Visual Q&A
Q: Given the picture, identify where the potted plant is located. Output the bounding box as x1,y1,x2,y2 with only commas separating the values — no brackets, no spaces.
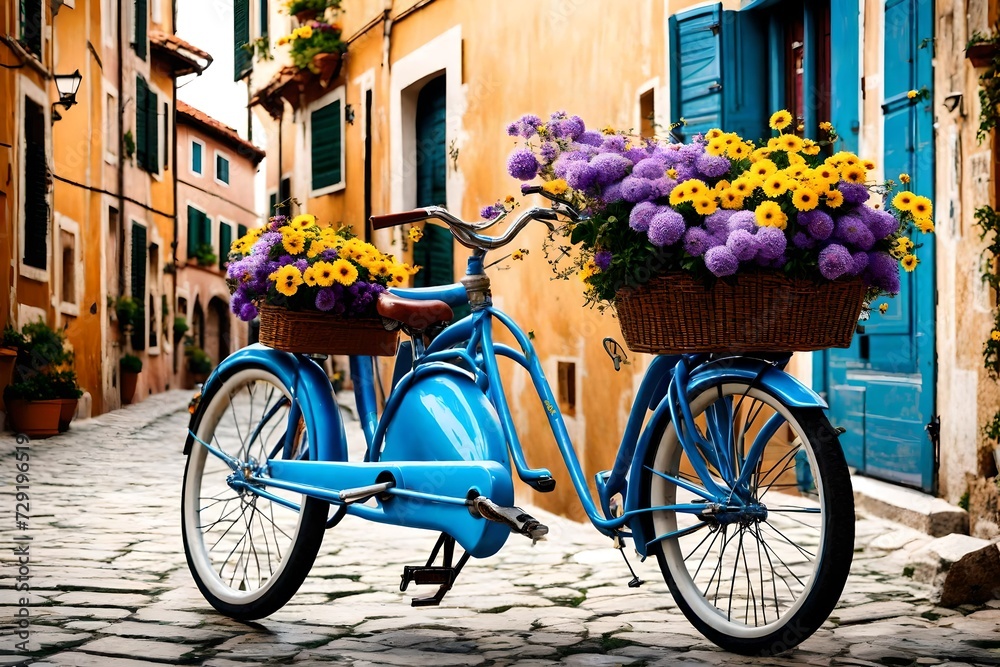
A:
4,373,62,437
113,295,139,335
496,110,933,353
186,346,213,386
193,242,218,268
286,0,341,24
967,30,999,68
120,354,142,404
0,326,25,406
276,19,346,85
225,213,415,356
173,316,189,345
50,369,83,432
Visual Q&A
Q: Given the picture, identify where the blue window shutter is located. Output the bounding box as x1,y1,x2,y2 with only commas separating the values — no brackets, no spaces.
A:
311,100,342,190
259,0,268,40
130,223,147,351
268,192,277,216
720,10,768,141
829,0,860,152
234,0,251,80
192,142,202,174
669,4,723,141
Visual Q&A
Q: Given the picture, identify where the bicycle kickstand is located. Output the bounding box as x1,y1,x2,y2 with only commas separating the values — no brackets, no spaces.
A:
399,532,471,607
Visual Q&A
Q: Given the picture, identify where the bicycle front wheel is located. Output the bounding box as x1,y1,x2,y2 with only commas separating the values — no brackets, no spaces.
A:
640,381,854,656
181,364,331,620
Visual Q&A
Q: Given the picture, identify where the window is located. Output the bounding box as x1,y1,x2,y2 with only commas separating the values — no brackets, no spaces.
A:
269,176,290,215
102,0,118,45
134,0,148,59
161,101,169,171
238,224,248,239
639,89,656,137
412,76,451,290
234,0,252,80
135,76,159,174
310,90,344,194
58,218,80,316
191,139,204,175
20,0,42,56
148,243,159,350
557,362,577,417
218,220,233,270
131,222,148,350
187,206,211,259
215,153,230,185
105,91,119,163
259,0,269,43
22,96,48,272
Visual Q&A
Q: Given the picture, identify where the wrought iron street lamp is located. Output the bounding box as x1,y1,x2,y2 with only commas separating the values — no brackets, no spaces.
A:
51,69,82,121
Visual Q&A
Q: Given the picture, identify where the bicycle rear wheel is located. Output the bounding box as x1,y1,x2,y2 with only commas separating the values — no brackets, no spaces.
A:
181,364,331,620
640,381,854,656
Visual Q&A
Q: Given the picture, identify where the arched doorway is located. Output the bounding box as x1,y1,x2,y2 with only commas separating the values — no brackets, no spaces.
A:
206,296,231,364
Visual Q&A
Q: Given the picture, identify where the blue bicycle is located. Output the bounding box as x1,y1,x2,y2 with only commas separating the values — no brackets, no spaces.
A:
181,190,855,656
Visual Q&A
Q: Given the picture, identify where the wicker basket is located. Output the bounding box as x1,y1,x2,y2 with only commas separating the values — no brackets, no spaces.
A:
615,272,866,354
258,306,399,356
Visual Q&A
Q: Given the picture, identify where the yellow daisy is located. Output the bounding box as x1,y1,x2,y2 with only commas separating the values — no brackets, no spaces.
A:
706,139,727,157
330,259,359,286
863,160,877,171
666,168,678,179
840,165,867,184
792,188,820,211
542,179,569,195
901,254,919,272
706,128,724,140
899,173,911,184
309,260,335,287
778,134,804,153
693,197,718,216
408,227,423,242
802,139,821,156
291,213,316,229
755,201,788,229
915,218,935,233
669,184,690,206
879,303,889,314
814,165,839,184
749,159,778,180
824,189,845,208
720,189,745,210
992,330,1000,342
892,192,915,211
819,121,834,132
762,174,790,198
911,196,932,219
270,265,303,297
730,176,757,197
281,230,306,255
769,109,793,131
727,142,750,159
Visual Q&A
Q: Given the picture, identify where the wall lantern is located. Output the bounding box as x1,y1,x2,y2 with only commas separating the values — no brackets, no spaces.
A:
51,69,82,121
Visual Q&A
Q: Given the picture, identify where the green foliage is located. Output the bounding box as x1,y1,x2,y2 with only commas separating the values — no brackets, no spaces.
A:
970,28,1000,142
2,325,25,349
114,295,140,330
5,321,81,401
123,129,136,159
49,370,83,399
288,22,346,73
984,410,1000,448
958,490,970,511
193,243,218,268
173,316,189,336
120,353,143,374
4,372,60,401
288,0,341,15
185,346,213,374
18,321,71,370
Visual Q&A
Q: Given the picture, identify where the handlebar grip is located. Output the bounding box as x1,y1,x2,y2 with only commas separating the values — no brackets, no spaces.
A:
520,185,543,195
369,209,431,230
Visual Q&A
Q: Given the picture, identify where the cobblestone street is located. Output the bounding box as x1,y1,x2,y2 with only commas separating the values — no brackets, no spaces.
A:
2,391,999,667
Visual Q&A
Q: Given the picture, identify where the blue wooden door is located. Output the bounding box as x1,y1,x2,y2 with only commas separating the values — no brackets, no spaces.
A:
822,0,935,491
412,75,453,289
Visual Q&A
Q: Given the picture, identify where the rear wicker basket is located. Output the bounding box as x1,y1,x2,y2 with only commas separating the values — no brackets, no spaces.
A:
259,306,399,356
615,272,866,354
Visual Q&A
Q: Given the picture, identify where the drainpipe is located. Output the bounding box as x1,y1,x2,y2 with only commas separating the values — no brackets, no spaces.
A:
170,75,179,374
116,0,125,297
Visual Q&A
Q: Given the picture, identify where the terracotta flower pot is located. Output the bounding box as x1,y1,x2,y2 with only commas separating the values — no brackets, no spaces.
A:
294,8,318,23
121,370,139,405
313,51,343,87
57,397,79,432
0,347,17,411
967,42,998,68
7,399,61,438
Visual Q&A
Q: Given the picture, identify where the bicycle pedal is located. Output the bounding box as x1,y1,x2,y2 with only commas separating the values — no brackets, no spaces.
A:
526,476,556,493
471,496,549,542
400,566,457,590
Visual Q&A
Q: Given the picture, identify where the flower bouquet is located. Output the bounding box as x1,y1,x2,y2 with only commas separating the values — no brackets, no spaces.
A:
277,20,346,78
498,110,933,353
226,214,416,356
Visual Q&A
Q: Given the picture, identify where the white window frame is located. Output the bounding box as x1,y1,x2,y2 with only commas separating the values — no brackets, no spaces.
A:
305,84,347,198
185,200,211,263
151,0,161,27
18,76,51,283
102,0,118,46
190,138,206,177
635,77,662,138
55,214,82,317
104,82,119,165
214,149,232,187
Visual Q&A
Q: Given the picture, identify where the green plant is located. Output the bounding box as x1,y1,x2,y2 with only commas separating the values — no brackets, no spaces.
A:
120,353,143,374
959,490,971,511
2,325,25,349
18,321,71,374
286,0,341,16
123,129,136,159
49,370,83,399
193,243,218,268
173,316,189,337
4,373,60,401
185,346,213,374
970,28,1000,141
113,295,140,331
280,20,346,72
243,35,274,61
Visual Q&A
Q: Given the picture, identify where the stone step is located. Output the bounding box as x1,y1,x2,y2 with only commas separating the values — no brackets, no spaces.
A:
852,474,968,537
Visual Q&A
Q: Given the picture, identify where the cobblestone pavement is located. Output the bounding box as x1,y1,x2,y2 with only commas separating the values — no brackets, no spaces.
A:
2,391,1000,667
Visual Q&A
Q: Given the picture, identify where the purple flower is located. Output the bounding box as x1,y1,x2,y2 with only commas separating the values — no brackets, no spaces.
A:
591,153,632,185
624,147,651,163
594,250,613,271
684,227,713,257
649,177,678,199
661,147,683,167
755,227,787,260
600,182,623,204
565,162,598,190
678,143,703,163
601,135,628,152
726,229,758,261
835,214,875,250
865,251,901,293
552,151,589,178
818,244,854,280
539,142,559,165
254,231,283,256
695,153,731,178
294,259,308,272
851,251,869,275
558,115,586,140
238,301,258,321
864,207,899,239
648,209,686,247
838,181,870,205
704,210,734,235
673,164,697,182
230,289,247,312
792,232,816,249
632,158,667,180
629,201,659,232
620,176,653,203
481,204,504,220
704,246,739,277
800,210,835,240
268,215,287,231
319,249,339,261
506,121,519,136
577,131,604,147
507,148,539,180
727,211,757,233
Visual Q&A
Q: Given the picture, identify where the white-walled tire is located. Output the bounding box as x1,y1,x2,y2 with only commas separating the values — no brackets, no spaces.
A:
640,382,854,656
181,365,329,620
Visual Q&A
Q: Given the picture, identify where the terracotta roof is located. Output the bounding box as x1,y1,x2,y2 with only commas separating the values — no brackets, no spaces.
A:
150,30,213,76
176,101,266,165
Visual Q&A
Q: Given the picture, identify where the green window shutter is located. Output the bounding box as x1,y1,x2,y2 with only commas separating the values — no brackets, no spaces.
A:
234,0,251,80
23,97,48,270
187,206,200,256
238,224,248,239
413,77,451,289
219,222,232,269
216,155,229,184
130,223,147,351
146,89,159,174
259,0,268,40
21,0,42,55
268,192,277,216
136,76,148,170
201,214,212,250
191,142,202,174
134,0,147,60
311,99,342,191
279,177,290,211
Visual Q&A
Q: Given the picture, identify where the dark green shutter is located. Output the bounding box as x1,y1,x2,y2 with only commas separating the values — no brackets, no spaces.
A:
131,223,147,350
234,0,251,80
413,77,452,290
187,206,199,256
219,222,232,269
216,155,229,183
136,76,148,169
268,192,277,216
259,0,268,41
192,142,202,173
23,97,47,270
311,100,342,190
238,224,248,239
21,0,42,55
134,0,147,59
146,89,159,174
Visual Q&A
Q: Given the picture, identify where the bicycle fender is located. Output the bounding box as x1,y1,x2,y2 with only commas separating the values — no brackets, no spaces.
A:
624,358,826,556
183,344,347,463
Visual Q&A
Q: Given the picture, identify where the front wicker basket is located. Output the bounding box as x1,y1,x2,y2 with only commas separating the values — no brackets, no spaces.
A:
615,272,866,354
259,306,399,356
